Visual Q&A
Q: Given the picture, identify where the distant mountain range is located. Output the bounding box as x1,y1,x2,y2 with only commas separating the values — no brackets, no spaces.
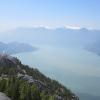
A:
0,27,100,55
0,42,36,54
0,27,100,46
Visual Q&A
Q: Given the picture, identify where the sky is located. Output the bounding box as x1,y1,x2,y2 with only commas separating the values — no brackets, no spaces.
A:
0,0,100,31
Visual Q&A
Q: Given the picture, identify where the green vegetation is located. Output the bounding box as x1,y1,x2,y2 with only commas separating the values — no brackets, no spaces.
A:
0,77,66,100
0,78,43,100
0,55,79,100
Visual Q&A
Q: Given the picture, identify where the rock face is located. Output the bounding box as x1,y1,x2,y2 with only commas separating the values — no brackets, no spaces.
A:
0,92,11,100
0,54,17,67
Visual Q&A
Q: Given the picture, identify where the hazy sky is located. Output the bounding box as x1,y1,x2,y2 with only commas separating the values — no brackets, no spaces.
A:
0,0,100,31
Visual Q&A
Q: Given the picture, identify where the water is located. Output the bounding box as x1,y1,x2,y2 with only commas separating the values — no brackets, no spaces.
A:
13,45,100,100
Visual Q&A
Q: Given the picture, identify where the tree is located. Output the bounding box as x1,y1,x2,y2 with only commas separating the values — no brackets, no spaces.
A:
0,79,7,92
30,84,41,100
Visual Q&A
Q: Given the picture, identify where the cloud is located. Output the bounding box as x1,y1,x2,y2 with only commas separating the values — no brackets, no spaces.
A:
65,25,81,30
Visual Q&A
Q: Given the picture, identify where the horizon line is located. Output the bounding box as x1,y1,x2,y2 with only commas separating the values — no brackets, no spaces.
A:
0,25,100,32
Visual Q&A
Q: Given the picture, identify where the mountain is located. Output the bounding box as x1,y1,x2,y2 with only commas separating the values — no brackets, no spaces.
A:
1,27,99,55
0,27,100,47
85,41,100,55
0,42,36,54
0,54,79,100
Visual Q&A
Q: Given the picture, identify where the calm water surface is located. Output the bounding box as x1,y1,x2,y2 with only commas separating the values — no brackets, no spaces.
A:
13,45,100,100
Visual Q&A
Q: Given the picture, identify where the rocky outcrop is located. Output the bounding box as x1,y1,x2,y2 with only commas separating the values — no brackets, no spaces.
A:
0,92,11,100
0,54,17,67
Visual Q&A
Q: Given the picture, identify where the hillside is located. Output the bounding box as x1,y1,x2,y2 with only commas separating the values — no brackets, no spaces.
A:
0,54,79,100
0,42,36,54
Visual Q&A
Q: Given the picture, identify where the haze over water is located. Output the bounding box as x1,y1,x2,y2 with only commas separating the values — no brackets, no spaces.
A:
0,0,100,100
13,44,100,100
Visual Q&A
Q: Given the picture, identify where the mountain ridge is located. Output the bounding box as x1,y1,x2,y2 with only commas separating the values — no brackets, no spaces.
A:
0,42,36,55
0,27,99,47
0,54,79,100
